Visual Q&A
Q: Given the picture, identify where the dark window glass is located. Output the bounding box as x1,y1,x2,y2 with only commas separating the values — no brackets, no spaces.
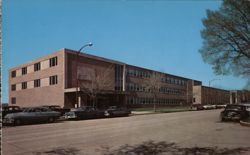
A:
34,79,41,87
50,75,58,85
11,97,16,104
22,67,27,75
11,84,16,91
49,57,58,67
22,82,27,89
34,63,41,71
11,71,16,78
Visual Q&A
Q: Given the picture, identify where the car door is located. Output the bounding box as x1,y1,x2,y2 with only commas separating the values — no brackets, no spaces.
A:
32,108,45,123
85,108,94,118
22,108,40,123
39,108,51,122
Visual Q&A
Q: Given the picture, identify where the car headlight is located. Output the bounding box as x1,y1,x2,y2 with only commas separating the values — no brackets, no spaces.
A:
64,112,76,118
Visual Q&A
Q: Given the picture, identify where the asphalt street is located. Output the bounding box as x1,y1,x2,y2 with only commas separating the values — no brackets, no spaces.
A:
3,109,250,155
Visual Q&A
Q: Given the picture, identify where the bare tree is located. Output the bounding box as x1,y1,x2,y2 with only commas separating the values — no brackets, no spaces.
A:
78,65,114,107
145,72,163,112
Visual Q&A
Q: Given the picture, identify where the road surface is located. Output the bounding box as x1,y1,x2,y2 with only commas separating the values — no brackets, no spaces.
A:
3,110,250,155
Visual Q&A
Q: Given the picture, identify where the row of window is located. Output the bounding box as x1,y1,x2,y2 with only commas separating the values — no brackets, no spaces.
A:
126,83,147,92
159,87,185,95
127,97,184,105
11,75,58,91
126,82,184,96
126,69,186,86
11,57,58,78
160,77,186,86
126,69,151,78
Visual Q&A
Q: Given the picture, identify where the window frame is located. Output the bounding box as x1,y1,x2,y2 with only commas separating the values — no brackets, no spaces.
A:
11,70,16,78
34,62,41,72
34,79,41,87
49,75,58,85
21,82,27,89
11,97,16,104
11,84,16,91
22,67,27,75
49,57,58,67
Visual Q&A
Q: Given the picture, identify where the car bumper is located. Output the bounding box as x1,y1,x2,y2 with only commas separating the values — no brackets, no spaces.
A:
3,118,14,124
221,116,241,121
64,115,77,119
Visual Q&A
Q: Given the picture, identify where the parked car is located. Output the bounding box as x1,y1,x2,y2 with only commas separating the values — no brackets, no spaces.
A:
104,106,131,117
220,104,249,121
203,104,216,110
42,105,70,116
2,105,22,118
190,104,204,110
242,103,250,115
215,105,227,109
64,106,105,120
3,107,61,126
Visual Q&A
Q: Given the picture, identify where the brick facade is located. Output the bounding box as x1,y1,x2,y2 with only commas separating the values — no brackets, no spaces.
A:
193,85,230,105
9,48,246,108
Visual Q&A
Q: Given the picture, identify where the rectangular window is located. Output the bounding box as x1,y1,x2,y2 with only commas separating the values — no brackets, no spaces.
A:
50,75,58,85
34,79,41,87
11,71,16,78
49,57,58,67
34,62,41,71
22,82,27,89
11,84,16,91
22,67,27,75
11,97,16,104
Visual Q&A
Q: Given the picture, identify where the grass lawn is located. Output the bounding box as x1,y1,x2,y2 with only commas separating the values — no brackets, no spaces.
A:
131,106,191,113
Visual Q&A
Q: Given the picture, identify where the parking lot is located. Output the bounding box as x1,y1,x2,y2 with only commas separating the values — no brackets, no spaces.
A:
3,109,250,155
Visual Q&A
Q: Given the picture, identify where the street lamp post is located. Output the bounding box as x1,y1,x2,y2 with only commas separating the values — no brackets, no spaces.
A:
209,78,221,87
75,42,93,108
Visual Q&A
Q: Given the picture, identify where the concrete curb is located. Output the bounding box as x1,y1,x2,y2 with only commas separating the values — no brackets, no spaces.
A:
131,112,155,116
240,120,250,127
131,110,192,116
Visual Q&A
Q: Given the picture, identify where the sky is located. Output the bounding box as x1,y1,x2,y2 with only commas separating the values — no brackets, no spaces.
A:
2,0,247,103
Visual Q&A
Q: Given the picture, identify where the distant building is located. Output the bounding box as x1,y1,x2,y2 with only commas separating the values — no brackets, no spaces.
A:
230,90,250,104
9,48,201,108
193,85,230,105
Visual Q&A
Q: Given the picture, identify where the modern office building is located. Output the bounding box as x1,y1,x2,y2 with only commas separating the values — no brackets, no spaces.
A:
9,48,201,108
193,85,230,105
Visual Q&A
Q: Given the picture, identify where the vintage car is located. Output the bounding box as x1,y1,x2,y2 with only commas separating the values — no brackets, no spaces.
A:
64,106,105,120
104,106,131,117
42,105,70,116
220,104,249,121
203,104,216,110
3,107,61,125
2,105,22,118
190,104,204,110
215,104,227,109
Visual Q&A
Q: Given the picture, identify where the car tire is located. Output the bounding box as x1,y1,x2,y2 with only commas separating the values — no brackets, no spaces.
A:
48,117,55,123
14,119,22,126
